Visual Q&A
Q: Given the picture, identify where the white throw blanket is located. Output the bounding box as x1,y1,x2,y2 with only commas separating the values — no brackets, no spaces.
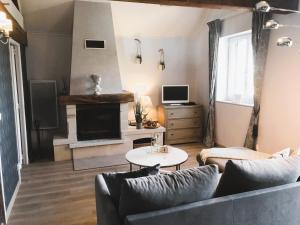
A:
200,147,271,163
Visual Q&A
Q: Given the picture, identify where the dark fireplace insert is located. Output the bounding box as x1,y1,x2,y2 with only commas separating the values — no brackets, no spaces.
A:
76,103,121,141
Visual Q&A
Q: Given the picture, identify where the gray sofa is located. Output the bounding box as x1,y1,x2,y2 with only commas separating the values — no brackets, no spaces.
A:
95,174,300,225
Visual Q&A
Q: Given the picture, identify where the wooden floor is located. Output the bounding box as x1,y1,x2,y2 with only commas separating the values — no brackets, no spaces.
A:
7,143,202,225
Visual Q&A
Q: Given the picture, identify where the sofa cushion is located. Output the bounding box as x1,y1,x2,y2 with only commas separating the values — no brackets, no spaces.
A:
216,157,300,197
119,165,220,217
102,164,160,207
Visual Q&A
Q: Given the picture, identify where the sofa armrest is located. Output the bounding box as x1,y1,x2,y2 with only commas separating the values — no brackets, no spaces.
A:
95,175,123,225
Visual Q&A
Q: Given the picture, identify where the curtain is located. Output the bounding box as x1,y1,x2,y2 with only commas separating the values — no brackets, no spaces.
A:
203,19,223,147
244,11,271,150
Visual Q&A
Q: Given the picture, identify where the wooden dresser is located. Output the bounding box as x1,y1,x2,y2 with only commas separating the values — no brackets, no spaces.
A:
158,105,203,145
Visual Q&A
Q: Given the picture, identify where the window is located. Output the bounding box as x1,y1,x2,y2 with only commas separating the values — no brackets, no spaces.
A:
216,31,254,106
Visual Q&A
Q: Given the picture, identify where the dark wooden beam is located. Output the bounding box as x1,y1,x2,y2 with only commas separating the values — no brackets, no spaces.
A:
59,91,135,105
0,2,27,46
112,0,299,11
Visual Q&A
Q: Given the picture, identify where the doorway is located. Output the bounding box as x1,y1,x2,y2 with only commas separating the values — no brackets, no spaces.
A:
9,39,29,166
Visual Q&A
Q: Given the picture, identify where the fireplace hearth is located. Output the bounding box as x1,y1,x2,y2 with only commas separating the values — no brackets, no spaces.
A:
76,103,121,141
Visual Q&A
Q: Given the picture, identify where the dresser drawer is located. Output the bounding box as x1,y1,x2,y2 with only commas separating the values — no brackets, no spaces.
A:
167,107,201,119
167,128,201,140
168,118,201,129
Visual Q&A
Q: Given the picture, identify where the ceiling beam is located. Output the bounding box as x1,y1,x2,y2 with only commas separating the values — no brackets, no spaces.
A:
0,2,27,46
112,0,299,11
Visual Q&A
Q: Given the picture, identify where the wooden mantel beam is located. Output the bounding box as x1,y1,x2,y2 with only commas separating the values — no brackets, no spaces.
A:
112,0,299,11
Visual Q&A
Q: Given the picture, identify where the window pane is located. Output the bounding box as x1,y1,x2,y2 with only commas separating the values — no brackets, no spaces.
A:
216,31,254,106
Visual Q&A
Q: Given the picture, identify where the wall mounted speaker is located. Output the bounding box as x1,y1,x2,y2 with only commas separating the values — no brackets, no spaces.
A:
30,80,58,129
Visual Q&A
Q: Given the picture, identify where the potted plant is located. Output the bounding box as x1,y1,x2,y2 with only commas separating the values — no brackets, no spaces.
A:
134,101,146,129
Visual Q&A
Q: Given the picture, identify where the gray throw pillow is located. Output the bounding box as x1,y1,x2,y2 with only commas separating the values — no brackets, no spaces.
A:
119,165,220,217
215,156,300,197
102,164,160,207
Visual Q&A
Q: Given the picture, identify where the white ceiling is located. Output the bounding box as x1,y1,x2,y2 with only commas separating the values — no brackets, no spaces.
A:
111,2,243,38
20,0,246,37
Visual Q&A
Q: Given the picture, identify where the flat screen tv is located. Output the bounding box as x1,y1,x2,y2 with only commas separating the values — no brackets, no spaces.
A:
162,85,189,104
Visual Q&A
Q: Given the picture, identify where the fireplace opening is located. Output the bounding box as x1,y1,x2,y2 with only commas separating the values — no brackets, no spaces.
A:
76,103,121,141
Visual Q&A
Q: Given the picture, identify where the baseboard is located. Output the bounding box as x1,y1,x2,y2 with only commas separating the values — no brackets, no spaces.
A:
5,180,20,223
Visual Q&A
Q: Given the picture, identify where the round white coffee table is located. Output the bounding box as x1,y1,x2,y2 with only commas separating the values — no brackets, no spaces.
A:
126,146,188,171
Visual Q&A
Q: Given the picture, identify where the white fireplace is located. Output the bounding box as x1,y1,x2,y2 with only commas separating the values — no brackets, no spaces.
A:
65,102,129,147
52,1,165,169
53,99,165,170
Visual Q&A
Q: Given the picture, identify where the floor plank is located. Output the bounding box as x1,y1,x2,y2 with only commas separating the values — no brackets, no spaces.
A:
7,143,202,225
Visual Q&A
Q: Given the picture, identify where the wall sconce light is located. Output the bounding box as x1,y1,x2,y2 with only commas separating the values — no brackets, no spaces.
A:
256,1,300,14
264,20,300,47
264,19,281,30
277,37,293,47
264,19,300,30
0,11,13,44
158,49,165,71
134,38,142,64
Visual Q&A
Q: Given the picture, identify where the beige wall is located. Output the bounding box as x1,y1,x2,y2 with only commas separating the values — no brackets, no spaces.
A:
26,32,72,92
257,13,300,153
115,37,195,120
110,2,238,120
215,103,252,147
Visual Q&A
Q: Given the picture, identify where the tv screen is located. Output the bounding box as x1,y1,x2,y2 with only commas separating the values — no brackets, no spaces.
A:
162,85,189,104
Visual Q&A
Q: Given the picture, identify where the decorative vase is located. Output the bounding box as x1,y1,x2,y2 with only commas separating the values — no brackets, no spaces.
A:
91,74,102,95
136,122,142,129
